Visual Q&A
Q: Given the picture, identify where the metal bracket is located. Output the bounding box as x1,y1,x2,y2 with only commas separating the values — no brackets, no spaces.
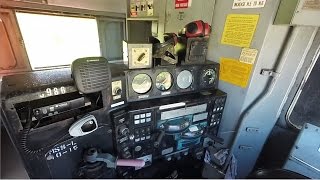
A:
260,69,279,77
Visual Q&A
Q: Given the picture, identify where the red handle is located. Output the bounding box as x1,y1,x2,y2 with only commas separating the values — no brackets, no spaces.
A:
116,159,146,167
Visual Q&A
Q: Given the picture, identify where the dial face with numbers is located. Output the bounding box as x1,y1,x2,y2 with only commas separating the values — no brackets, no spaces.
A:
201,69,216,86
156,72,173,91
131,48,151,67
132,74,152,94
177,70,193,89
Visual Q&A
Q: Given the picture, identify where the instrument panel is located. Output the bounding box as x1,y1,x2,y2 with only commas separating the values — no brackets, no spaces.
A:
125,62,219,102
110,89,227,175
1,59,223,178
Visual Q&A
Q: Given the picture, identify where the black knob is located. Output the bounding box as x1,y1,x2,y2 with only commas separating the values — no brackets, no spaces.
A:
119,126,129,136
113,87,122,95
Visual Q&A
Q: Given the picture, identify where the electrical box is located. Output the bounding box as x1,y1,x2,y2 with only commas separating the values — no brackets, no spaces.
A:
274,0,320,26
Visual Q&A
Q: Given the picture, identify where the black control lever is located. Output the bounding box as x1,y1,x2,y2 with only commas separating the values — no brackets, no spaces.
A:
205,133,224,145
154,130,165,148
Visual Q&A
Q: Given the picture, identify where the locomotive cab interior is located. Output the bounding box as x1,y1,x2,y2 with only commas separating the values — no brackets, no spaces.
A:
1,0,320,179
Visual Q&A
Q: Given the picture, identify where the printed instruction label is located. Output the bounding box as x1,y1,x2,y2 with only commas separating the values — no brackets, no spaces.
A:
221,14,259,48
303,0,320,10
219,57,253,88
239,48,258,64
232,0,266,9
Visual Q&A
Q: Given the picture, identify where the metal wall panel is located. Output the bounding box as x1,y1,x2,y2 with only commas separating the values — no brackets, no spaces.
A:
164,0,215,33
206,0,318,177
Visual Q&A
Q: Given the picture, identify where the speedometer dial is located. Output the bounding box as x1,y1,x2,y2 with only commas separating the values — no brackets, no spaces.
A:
177,70,193,89
156,72,173,91
132,74,152,94
202,69,216,86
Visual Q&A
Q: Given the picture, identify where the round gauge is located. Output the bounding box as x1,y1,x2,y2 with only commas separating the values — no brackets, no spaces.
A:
177,70,193,89
132,74,152,94
202,69,216,86
156,72,173,91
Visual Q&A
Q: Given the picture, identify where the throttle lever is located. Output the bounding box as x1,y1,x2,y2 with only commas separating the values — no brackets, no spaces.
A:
154,130,165,148
84,148,145,169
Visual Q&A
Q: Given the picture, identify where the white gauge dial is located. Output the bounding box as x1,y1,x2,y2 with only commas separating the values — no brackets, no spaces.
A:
177,70,193,89
132,74,152,94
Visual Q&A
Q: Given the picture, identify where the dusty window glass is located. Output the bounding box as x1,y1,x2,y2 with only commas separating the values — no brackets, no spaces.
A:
98,19,124,61
287,53,320,129
16,12,101,69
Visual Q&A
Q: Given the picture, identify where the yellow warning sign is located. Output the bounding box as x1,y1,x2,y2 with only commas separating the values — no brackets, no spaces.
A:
221,14,259,48
219,57,253,88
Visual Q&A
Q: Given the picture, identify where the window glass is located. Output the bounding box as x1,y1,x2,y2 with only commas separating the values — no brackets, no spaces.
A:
16,12,101,69
287,52,320,129
99,20,124,61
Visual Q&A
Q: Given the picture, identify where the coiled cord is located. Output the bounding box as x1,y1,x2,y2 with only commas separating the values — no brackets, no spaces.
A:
20,107,69,156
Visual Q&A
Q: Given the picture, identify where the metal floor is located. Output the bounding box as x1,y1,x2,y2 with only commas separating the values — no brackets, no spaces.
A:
1,127,29,179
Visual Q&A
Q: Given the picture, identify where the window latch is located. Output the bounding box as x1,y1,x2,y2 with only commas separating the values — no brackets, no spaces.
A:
260,69,279,77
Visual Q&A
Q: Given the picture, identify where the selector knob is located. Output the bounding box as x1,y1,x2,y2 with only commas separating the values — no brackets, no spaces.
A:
113,87,122,95
119,126,130,136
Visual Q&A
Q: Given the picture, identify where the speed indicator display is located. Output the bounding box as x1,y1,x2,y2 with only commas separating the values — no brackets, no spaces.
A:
201,69,216,86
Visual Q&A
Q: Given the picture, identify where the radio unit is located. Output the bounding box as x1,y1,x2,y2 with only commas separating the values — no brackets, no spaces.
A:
110,89,227,172
1,69,112,178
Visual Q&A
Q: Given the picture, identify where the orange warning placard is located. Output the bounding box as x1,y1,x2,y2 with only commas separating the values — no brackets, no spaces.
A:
219,57,253,88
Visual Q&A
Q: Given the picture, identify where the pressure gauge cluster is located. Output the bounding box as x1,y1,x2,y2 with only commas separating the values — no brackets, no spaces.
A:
126,63,219,101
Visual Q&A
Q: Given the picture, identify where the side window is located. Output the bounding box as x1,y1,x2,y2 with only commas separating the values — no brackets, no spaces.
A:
15,12,101,70
0,17,16,70
0,10,30,73
98,18,125,61
287,50,320,129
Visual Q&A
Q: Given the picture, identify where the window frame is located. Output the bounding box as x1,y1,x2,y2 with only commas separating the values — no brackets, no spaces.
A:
0,9,31,74
0,2,126,73
279,30,320,130
286,46,320,129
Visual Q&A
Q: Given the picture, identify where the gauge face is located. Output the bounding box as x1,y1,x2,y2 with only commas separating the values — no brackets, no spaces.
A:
202,69,216,86
132,74,152,94
156,72,173,91
177,70,193,89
